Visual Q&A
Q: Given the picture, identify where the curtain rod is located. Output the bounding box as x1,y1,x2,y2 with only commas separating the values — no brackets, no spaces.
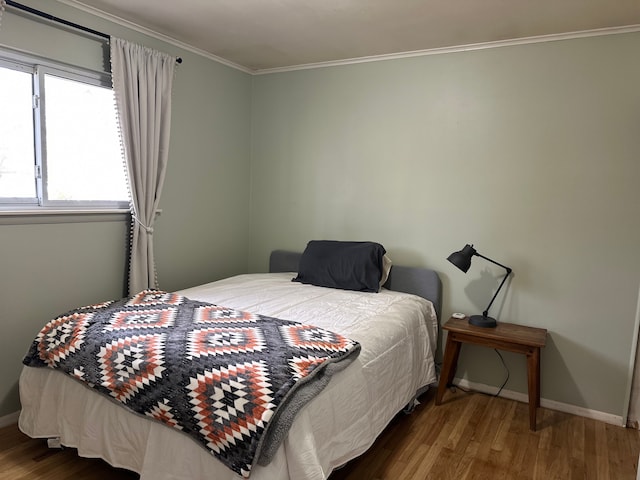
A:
5,0,183,64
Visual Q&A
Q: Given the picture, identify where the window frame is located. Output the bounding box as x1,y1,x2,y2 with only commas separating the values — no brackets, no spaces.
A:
0,48,129,213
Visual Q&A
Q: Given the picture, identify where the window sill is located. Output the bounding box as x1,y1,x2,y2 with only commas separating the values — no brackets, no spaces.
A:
0,208,131,225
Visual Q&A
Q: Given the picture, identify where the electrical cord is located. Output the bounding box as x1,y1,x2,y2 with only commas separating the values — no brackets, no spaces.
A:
447,348,510,398
493,349,509,397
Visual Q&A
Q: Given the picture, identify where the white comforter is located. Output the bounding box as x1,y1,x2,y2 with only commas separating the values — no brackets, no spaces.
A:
19,273,438,480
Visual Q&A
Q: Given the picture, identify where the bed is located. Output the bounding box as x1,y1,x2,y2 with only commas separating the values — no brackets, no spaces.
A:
18,246,442,480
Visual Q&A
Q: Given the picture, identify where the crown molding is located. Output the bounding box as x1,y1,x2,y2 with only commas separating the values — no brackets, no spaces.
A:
55,0,253,74
254,24,640,75
51,2,640,76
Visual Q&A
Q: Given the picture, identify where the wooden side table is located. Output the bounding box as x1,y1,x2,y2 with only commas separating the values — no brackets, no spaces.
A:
435,316,547,431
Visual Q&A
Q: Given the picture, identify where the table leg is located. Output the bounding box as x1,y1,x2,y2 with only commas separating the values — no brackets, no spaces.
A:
436,334,462,405
527,347,541,431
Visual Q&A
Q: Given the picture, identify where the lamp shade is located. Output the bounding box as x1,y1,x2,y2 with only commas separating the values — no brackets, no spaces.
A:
447,244,477,273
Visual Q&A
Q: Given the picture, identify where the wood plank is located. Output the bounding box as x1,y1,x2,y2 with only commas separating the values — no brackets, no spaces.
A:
330,389,640,480
443,317,548,347
0,423,138,480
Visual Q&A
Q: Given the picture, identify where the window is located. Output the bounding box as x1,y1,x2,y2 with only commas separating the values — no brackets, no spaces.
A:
0,52,128,210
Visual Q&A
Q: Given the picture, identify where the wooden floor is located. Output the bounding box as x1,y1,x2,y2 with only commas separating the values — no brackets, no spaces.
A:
0,424,138,480
331,389,640,480
2,388,639,479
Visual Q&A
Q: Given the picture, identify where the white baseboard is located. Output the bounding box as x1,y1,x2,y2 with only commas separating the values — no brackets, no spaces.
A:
453,378,625,427
0,410,20,429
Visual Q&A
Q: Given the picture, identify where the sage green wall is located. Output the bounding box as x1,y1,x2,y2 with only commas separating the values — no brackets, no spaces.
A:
0,1,252,417
1,1,638,423
249,33,640,417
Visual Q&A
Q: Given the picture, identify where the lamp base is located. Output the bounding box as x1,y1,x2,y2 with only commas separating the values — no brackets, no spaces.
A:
468,314,497,328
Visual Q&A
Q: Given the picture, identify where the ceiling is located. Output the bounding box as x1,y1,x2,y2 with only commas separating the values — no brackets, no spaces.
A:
66,0,640,73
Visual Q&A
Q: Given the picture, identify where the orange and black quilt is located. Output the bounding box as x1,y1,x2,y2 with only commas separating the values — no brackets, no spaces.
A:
23,289,361,478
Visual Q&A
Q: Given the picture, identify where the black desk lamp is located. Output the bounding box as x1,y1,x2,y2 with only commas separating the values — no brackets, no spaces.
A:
447,244,512,328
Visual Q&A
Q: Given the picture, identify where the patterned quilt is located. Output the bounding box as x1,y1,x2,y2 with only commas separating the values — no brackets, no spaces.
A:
23,290,361,478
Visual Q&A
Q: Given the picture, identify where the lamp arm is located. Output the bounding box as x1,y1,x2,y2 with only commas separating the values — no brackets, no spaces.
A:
475,252,512,273
474,253,513,317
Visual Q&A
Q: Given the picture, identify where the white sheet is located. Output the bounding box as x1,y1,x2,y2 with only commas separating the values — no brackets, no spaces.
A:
19,273,438,480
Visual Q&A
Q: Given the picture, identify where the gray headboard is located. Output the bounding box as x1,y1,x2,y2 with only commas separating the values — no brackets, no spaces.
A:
268,250,443,321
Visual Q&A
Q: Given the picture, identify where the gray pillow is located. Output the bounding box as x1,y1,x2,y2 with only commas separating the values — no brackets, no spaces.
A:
293,240,387,292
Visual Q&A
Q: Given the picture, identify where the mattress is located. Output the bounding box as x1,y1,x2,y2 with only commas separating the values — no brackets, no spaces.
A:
19,272,438,480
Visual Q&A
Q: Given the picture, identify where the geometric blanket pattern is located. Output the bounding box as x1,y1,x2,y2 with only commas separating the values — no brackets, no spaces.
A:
23,290,360,478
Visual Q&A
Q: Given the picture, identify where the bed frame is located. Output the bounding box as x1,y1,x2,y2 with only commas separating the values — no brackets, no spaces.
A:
18,250,443,480
269,249,443,321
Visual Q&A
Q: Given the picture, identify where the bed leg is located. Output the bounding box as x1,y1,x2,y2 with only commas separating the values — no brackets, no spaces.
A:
402,396,419,414
47,437,63,449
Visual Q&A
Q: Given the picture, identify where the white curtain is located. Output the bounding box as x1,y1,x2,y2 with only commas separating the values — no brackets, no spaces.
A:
0,0,6,31
110,37,176,295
